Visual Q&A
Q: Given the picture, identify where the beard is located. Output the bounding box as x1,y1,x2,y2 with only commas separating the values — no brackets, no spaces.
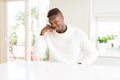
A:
55,29,61,33
55,24,66,33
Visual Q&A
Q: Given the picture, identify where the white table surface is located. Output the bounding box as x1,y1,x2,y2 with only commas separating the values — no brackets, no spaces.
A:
0,60,120,80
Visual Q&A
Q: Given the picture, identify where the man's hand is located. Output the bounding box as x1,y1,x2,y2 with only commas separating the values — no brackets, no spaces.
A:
40,25,54,36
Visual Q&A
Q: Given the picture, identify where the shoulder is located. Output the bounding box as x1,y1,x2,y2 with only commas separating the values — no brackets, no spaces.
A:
68,25,86,37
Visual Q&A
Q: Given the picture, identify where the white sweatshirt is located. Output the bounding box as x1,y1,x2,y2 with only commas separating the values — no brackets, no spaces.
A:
33,25,98,64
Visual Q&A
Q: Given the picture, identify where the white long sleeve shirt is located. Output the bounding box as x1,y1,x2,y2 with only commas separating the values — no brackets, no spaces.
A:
33,25,98,64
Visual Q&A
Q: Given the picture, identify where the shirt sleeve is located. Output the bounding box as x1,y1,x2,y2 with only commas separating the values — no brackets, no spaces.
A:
80,31,98,65
33,36,48,59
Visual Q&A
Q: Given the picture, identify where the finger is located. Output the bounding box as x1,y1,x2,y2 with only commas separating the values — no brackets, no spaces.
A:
46,24,51,27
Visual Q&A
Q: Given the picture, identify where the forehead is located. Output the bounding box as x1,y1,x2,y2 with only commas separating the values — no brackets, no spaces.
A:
49,15,60,21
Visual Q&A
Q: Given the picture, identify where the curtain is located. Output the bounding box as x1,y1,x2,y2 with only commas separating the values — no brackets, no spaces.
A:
0,0,7,64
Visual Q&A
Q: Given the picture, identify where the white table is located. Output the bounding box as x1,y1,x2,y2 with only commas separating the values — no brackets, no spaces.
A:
0,61,120,80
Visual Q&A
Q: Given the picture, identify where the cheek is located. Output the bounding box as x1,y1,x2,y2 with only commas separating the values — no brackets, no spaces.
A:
57,21,62,26
54,22,60,28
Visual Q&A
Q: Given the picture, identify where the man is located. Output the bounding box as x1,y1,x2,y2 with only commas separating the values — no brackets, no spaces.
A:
34,8,98,64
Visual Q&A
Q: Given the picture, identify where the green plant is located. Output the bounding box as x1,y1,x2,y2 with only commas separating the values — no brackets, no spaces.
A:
30,6,39,46
9,32,17,45
97,36,108,43
108,34,117,40
15,11,24,25
9,25,18,45
43,48,49,61
97,34,117,43
32,34,36,46
13,6,39,46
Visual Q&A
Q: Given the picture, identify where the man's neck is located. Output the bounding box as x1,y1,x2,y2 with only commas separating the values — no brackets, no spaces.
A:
58,25,67,33
62,25,67,33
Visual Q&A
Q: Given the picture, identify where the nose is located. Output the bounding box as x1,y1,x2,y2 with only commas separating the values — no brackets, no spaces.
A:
52,24,57,29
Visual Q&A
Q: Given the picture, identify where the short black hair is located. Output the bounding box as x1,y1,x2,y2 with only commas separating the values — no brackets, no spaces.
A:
47,8,63,18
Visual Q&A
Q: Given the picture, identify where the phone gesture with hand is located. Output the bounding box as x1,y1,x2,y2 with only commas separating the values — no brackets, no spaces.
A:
40,25,54,36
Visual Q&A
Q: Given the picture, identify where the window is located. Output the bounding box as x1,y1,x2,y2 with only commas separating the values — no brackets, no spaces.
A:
7,1,25,60
6,0,50,61
96,16,120,57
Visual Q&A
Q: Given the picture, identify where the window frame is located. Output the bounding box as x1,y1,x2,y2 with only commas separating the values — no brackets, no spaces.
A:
91,15,120,57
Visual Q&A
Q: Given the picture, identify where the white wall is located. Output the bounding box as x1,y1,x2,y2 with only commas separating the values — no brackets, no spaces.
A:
93,0,120,14
50,0,120,37
50,0,90,36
